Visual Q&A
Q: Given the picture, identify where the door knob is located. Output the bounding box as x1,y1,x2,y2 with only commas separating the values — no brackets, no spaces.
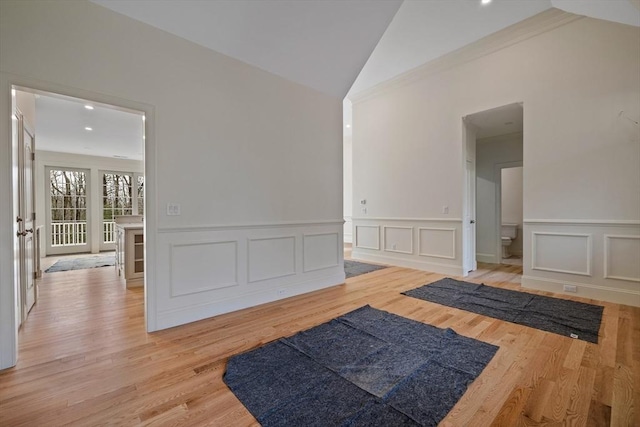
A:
470,220,476,224
25,228,33,234
16,216,23,222
16,230,27,237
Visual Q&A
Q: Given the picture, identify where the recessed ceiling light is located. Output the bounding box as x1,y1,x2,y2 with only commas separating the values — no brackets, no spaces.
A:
84,105,94,110
85,127,93,131
481,0,492,4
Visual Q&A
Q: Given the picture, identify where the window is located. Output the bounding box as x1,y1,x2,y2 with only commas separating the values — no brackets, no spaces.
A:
49,169,88,246
137,175,144,215
102,173,133,244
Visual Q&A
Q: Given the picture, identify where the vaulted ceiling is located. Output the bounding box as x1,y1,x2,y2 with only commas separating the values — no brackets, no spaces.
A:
91,0,403,98
93,0,639,99
36,0,640,157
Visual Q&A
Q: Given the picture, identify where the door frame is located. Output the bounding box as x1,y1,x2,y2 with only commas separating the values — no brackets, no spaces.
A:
461,117,477,276
1,74,157,370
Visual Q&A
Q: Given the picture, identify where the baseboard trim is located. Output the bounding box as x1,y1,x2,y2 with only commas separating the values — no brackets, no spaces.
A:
156,272,346,330
476,253,497,263
351,250,463,277
521,275,640,307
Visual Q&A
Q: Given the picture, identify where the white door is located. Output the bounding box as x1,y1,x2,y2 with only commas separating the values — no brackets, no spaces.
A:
463,159,477,273
16,113,36,319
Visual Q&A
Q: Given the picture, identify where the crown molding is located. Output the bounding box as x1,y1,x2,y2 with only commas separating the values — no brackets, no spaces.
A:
350,8,582,105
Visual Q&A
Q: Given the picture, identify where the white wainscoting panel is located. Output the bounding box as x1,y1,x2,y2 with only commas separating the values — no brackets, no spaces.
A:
351,218,463,276
532,232,591,276
355,225,380,250
383,226,413,254
303,232,339,272
522,221,640,307
153,221,345,330
170,241,238,297
419,228,456,259
248,236,296,283
604,235,640,282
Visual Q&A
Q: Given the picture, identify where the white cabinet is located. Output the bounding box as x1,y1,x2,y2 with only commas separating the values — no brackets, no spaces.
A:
114,217,144,288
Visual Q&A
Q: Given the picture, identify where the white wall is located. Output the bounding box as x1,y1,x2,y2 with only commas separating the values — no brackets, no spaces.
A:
34,150,144,255
0,0,345,369
502,166,523,256
476,133,523,262
351,10,640,305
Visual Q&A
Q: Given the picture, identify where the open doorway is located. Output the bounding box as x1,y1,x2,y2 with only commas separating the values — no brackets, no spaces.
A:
499,165,523,265
12,86,145,327
463,103,524,272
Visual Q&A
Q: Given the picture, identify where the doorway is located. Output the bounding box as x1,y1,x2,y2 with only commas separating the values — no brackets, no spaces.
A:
2,78,157,369
462,103,524,271
12,86,145,325
498,165,523,265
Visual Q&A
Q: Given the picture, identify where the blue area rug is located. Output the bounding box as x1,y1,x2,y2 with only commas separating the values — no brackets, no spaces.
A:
403,277,604,343
345,260,388,279
224,305,498,426
45,254,115,273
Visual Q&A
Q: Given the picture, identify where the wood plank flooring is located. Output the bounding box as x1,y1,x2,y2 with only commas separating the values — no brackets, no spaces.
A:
0,255,638,426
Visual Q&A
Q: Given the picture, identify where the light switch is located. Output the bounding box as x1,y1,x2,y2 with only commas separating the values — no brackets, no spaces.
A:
167,203,181,216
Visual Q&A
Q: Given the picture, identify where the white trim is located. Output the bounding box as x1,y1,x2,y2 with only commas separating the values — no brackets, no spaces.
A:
352,217,462,222
383,226,413,255
418,227,456,260
604,235,640,283
531,232,592,276
169,241,239,297
302,232,340,273
521,275,640,307
158,219,344,233
524,219,640,226
350,9,581,104
247,236,297,283
354,225,380,250
351,250,463,277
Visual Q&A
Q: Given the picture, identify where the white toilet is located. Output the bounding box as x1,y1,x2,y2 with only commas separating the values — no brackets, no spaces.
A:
501,224,518,258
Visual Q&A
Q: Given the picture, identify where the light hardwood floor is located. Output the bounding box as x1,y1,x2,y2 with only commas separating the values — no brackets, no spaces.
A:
0,253,638,426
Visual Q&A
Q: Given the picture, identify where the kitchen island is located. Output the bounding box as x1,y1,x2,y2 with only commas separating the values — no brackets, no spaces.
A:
114,216,144,288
